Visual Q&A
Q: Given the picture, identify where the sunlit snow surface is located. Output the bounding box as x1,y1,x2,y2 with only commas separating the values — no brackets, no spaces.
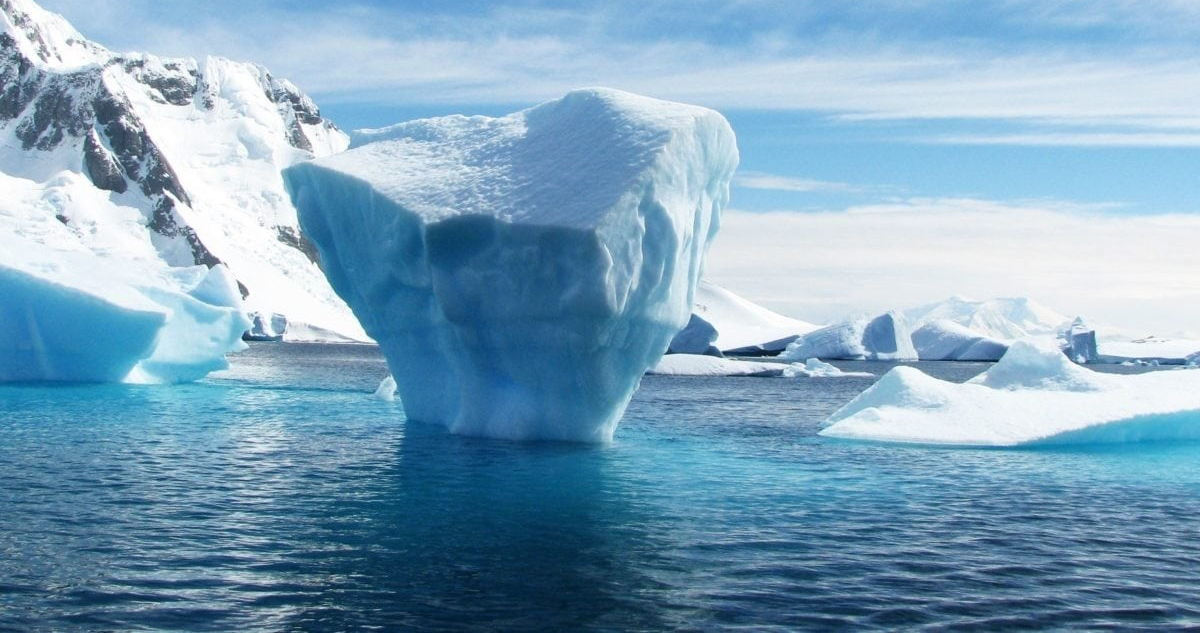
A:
823,341,1200,446
285,88,738,442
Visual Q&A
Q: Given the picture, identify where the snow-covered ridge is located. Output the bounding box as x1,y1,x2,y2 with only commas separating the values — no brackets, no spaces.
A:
0,0,363,341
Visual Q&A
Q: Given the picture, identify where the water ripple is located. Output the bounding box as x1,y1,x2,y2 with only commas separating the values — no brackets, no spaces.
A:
1,346,1199,628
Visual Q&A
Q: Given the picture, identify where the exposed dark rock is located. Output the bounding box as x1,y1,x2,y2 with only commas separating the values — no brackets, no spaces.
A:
82,128,125,192
92,87,190,205
149,196,222,269
119,57,197,106
0,33,41,120
276,225,321,267
13,70,95,150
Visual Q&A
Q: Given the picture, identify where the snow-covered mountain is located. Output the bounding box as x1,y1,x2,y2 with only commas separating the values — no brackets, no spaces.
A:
0,0,364,340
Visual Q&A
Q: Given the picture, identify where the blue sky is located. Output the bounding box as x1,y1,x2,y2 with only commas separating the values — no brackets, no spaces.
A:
42,0,1200,333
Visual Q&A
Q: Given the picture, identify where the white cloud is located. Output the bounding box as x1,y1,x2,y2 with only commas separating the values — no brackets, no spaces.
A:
932,132,1200,147
36,0,1200,146
703,200,1200,336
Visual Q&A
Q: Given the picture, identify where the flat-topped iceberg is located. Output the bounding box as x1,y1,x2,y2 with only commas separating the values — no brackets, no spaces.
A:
778,311,916,361
284,88,738,442
822,341,1200,446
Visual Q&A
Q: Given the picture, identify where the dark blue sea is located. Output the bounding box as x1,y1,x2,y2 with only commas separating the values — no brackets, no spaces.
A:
2,343,1199,630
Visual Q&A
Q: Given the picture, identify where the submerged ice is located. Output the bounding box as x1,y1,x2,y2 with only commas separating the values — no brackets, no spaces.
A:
822,341,1200,446
285,88,738,442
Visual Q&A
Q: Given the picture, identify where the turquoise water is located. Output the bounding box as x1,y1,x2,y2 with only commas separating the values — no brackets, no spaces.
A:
3,344,1200,629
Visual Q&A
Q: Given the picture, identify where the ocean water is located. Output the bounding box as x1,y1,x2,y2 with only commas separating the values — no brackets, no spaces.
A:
2,344,1200,630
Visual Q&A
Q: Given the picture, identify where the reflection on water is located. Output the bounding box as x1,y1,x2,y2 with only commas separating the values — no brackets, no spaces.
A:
1,344,1199,628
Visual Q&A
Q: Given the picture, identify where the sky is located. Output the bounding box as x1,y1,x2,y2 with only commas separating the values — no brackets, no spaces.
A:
40,0,1200,334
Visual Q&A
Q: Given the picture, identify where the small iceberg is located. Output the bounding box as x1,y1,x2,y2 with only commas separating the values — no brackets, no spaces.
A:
779,311,916,361
821,341,1200,446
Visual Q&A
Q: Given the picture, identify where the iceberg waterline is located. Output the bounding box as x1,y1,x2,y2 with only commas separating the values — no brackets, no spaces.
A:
286,88,739,442
647,354,872,378
822,341,1200,446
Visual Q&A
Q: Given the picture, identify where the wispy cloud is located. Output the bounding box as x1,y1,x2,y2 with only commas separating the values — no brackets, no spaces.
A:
38,0,1200,146
734,172,861,194
933,132,1200,147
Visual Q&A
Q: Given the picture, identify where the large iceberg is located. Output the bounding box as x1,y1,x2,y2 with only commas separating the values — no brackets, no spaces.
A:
778,311,916,361
911,319,1009,361
284,88,738,442
668,280,819,356
822,341,1200,446
0,232,249,383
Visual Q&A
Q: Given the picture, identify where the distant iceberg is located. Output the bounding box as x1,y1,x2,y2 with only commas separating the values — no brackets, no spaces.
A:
911,319,1009,361
778,311,916,361
648,354,871,378
822,341,1200,446
285,88,738,442
649,354,789,377
1097,336,1200,366
1058,317,1099,363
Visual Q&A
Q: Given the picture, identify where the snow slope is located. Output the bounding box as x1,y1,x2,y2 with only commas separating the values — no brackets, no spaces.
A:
669,280,819,355
822,341,1200,446
286,88,738,442
0,0,363,341
778,311,917,361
